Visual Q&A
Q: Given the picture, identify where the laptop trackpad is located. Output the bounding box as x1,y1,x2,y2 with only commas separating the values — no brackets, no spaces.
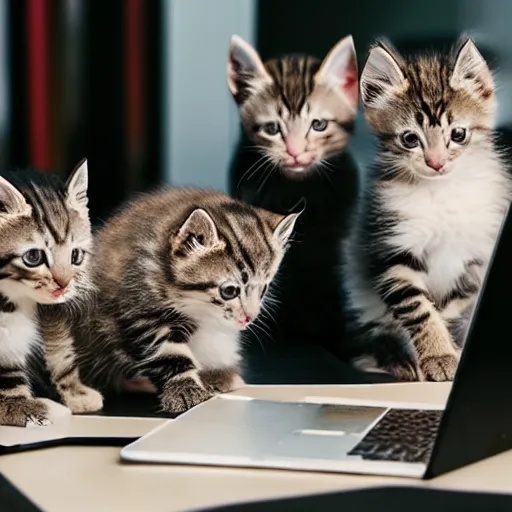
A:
270,404,388,461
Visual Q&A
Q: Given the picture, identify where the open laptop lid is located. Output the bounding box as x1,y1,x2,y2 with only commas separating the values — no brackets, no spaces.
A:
425,205,512,478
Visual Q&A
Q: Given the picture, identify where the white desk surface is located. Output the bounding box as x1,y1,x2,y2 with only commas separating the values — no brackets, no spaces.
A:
1,383,512,512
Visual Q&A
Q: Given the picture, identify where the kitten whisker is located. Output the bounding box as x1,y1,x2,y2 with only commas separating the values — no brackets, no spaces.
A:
237,154,273,189
256,163,277,194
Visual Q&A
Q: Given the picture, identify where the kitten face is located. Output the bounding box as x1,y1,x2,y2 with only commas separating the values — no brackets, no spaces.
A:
170,205,299,330
360,38,495,181
0,160,92,305
228,35,358,179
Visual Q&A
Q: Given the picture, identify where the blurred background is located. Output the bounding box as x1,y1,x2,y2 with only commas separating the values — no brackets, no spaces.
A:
0,0,511,223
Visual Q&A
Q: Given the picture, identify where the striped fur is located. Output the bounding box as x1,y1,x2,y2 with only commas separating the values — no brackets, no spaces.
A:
0,160,102,426
228,35,358,180
71,188,298,413
342,38,511,382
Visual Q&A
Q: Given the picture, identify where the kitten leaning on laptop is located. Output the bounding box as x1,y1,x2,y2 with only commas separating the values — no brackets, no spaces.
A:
342,37,511,381
46,188,298,414
0,160,102,427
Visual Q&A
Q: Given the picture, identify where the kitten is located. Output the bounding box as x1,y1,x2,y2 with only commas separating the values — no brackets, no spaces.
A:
70,188,298,413
0,160,102,426
342,37,511,382
227,35,360,352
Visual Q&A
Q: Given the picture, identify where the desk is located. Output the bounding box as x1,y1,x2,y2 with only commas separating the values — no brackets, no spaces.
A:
1,383,511,512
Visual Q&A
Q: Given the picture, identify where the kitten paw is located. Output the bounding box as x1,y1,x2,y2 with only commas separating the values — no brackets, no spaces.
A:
200,368,245,394
420,354,459,381
160,378,215,413
62,385,104,414
0,397,51,427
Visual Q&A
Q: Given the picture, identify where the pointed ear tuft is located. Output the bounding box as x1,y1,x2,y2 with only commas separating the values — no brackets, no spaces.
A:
360,42,407,108
227,34,273,103
273,211,301,246
0,176,30,216
174,208,220,255
315,35,359,111
450,39,494,101
66,159,89,212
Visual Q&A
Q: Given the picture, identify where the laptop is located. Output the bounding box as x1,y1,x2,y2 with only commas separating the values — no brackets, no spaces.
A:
120,205,512,479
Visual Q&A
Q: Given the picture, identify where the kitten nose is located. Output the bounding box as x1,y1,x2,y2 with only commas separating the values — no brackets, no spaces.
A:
52,273,71,289
286,147,301,158
425,157,445,172
285,136,305,158
238,312,253,327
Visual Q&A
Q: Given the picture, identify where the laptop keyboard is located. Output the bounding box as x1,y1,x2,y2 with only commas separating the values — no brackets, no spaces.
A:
348,408,443,464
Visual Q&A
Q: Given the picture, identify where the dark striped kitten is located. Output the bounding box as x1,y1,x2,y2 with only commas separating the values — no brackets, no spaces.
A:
227,36,360,353
67,188,298,413
342,38,511,381
0,160,102,426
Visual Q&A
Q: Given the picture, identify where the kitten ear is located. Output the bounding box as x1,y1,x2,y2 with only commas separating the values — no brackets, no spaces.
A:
0,176,30,216
174,208,220,254
227,34,272,103
273,212,301,246
360,42,407,108
66,158,89,212
315,35,358,111
450,39,493,101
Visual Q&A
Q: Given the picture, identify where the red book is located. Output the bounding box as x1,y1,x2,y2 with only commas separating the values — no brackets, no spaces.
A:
26,0,51,171
125,0,146,190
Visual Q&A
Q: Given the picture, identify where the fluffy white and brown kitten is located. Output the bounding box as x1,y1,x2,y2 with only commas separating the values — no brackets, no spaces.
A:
342,38,511,382
0,160,102,426
70,188,298,413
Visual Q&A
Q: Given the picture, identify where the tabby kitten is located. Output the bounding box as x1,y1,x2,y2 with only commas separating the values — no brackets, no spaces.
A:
342,38,511,382
0,160,102,426
228,34,358,184
227,35,360,352
71,188,298,413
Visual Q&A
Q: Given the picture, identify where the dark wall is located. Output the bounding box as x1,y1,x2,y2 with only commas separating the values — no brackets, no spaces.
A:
257,0,459,64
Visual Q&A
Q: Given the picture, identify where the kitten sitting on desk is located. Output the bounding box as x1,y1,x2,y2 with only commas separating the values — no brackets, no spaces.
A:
0,161,102,426
50,188,298,413
342,38,511,381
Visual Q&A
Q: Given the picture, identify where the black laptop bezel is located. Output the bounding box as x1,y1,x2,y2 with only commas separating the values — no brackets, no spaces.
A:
424,205,512,478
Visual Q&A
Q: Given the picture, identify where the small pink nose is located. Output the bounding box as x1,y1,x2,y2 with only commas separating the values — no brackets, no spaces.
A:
238,313,253,326
425,158,445,171
53,274,71,289
285,136,305,159
286,147,301,158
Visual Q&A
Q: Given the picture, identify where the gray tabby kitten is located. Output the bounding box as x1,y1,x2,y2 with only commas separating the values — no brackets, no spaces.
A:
342,38,511,382
228,34,358,181
0,160,102,426
64,188,298,413
227,35,360,352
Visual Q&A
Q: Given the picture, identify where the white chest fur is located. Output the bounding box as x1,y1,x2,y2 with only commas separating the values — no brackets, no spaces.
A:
382,161,509,299
0,304,40,365
188,322,242,370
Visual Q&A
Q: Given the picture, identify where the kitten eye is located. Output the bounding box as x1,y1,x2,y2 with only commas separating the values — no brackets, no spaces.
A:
261,284,268,298
262,123,280,136
400,131,420,149
451,127,467,144
311,119,328,132
71,248,85,266
22,249,45,268
220,284,240,301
